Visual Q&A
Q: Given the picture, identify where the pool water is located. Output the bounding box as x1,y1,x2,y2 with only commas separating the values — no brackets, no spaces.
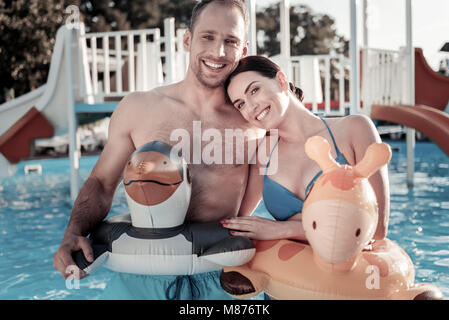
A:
0,140,448,299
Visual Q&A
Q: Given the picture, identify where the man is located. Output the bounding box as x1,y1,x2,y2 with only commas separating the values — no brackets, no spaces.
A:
53,0,263,299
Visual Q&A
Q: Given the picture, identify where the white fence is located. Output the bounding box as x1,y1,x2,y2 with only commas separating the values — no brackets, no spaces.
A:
361,47,409,115
78,18,188,103
290,54,349,116
76,21,409,119
76,18,353,117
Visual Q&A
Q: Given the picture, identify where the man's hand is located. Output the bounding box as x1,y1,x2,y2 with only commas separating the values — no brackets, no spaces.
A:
53,233,93,279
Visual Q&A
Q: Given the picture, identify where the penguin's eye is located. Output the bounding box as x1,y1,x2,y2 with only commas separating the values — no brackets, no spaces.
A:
163,161,167,165
186,167,192,184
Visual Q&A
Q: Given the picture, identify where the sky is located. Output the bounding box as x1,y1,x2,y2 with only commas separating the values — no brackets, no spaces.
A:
257,0,449,70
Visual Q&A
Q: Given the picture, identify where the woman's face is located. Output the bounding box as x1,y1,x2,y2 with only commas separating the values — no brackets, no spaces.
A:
227,71,289,130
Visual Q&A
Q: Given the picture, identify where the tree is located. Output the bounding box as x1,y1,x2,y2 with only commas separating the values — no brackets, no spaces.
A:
256,3,349,101
111,0,196,30
257,3,348,57
0,0,197,101
0,0,68,101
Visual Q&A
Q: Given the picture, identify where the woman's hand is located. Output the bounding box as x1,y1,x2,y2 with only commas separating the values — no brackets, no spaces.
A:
221,216,286,240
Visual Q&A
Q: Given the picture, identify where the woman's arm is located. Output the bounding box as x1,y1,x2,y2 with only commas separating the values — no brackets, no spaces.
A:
221,213,307,241
223,135,307,241
237,134,271,217
237,161,264,217
347,115,390,240
224,159,307,241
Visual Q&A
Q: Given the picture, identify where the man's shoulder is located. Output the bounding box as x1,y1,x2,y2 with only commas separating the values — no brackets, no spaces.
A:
119,90,162,107
114,86,179,113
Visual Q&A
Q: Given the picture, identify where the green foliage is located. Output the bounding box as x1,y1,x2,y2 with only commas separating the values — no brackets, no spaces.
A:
257,4,348,57
0,0,197,101
0,0,67,100
77,0,196,32
256,4,349,101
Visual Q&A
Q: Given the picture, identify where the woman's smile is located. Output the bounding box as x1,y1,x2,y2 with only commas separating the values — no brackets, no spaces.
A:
255,106,271,121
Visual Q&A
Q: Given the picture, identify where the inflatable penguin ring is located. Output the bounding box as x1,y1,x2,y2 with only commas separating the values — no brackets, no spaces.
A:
73,141,256,275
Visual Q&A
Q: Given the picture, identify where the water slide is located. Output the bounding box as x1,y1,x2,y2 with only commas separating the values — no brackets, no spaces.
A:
0,26,92,175
0,23,177,176
414,48,449,112
371,48,449,157
371,104,449,156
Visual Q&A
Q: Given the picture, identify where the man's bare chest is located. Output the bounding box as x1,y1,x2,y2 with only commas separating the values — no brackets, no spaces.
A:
130,110,255,166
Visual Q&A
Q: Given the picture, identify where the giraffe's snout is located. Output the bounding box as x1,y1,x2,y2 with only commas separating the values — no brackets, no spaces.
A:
303,199,377,264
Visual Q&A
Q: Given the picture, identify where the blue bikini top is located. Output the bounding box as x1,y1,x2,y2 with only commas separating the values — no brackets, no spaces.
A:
262,117,349,221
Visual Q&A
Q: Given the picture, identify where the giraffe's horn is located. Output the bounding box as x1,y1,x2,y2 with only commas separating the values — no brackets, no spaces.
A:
354,142,392,178
305,136,339,173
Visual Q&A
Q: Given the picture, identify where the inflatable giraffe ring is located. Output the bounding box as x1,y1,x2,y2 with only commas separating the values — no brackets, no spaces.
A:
220,136,443,300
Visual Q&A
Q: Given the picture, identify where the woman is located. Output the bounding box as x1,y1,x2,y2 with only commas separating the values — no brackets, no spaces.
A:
221,56,390,242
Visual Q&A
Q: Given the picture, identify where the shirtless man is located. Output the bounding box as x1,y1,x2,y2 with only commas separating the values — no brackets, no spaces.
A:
53,0,262,299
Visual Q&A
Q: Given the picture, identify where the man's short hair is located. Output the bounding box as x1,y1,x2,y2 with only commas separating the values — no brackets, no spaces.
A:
189,0,249,34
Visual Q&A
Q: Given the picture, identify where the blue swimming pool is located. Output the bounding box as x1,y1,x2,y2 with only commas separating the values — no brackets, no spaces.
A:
0,140,448,299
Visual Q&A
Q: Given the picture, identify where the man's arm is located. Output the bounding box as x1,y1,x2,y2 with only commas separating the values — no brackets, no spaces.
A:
53,93,138,279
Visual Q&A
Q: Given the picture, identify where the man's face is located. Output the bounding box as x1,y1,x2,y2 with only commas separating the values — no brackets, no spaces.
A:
184,3,248,89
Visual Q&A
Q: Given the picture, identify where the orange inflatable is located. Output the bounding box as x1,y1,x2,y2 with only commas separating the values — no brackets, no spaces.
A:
220,136,443,300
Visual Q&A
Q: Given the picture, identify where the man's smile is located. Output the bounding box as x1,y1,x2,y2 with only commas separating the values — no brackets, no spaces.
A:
202,59,227,72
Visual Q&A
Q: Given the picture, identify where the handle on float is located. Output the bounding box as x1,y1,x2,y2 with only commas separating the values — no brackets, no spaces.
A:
72,244,109,274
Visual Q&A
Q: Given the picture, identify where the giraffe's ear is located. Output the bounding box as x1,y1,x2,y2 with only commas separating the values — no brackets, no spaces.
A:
305,136,339,173
354,142,391,178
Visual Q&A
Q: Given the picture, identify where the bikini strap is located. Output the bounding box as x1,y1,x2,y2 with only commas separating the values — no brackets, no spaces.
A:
265,136,281,175
305,172,321,197
319,117,343,157
303,117,342,197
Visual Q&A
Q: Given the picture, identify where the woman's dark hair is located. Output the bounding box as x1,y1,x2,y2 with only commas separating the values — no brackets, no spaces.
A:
224,55,304,102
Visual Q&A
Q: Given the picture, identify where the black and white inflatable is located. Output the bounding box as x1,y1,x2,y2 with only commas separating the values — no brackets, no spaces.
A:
73,141,255,275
